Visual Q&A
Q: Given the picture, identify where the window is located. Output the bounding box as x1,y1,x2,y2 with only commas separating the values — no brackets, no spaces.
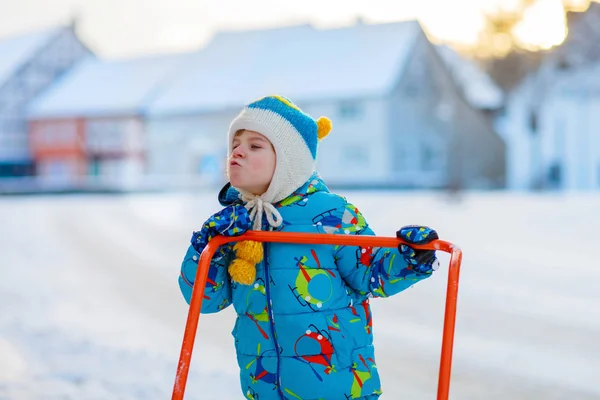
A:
419,137,445,172
529,111,538,134
86,120,126,152
557,58,570,70
341,145,369,166
338,102,363,119
421,144,443,171
39,122,77,146
0,161,34,177
548,162,561,187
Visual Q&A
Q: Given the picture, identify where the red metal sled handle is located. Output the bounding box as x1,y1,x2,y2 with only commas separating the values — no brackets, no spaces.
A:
172,231,462,400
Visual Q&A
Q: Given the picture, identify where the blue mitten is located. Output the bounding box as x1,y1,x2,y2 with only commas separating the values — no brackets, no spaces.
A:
397,225,440,273
191,205,252,252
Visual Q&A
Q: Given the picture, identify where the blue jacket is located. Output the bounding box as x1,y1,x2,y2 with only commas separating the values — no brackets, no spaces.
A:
179,175,433,400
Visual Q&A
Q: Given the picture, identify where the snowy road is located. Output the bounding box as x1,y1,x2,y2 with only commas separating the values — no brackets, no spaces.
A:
1,191,598,399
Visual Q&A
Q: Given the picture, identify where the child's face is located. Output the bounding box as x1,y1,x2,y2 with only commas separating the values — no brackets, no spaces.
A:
228,130,276,195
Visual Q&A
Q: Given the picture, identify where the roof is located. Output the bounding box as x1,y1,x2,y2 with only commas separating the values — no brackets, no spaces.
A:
436,45,504,109
553,2,600,68
0,27,60,84
146,21,422,116
27,52,191,119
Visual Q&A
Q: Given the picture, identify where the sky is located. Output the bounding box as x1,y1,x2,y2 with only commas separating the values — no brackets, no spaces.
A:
0,0,595,58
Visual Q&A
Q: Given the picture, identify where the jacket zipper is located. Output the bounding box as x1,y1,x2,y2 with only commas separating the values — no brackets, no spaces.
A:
263,243,284,399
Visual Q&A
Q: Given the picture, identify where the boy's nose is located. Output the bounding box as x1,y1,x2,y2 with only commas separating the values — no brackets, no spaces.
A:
232,146,245,158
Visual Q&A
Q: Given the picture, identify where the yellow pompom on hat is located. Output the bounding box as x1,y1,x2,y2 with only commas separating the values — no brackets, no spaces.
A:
226,95,332,285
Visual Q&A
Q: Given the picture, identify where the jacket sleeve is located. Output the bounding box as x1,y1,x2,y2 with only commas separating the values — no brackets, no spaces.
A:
178,237,233,314
332,202,433,299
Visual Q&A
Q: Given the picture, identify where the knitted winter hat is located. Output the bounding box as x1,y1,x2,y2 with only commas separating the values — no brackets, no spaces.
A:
226,95,332,285
228,95,331,204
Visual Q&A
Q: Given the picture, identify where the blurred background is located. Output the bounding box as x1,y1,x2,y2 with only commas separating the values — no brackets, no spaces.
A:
0,0,598,399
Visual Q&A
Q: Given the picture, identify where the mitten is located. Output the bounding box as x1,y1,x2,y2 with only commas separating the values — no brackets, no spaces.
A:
191,205,262,286
191,205,252,252
396,225,440,273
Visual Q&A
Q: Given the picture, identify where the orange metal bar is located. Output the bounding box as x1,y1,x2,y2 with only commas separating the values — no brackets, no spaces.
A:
172,231,462,400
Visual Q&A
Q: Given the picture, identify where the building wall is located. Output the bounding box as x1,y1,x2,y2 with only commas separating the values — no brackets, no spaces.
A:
145,110,237,186
495,81,537,190
29,118,86,183
388,33,451,188
85,116,145,188
303,98,390,185
424,39,506,189
388,31,506,190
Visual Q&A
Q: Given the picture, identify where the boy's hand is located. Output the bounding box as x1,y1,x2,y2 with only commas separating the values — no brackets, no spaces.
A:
204,205,252,237
191,205,252,251
396,225,440,273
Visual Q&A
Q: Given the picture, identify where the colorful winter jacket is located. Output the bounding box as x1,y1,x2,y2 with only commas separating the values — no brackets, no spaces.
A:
179,174,434,400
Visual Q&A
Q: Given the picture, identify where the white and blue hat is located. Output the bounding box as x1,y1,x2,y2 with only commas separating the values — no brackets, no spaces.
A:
228,95,332,204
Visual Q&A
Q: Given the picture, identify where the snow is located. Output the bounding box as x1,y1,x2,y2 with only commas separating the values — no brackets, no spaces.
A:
27,53,191,119
1,191,599,399
0,338,27,381
147,21,421,116
0,27,59,84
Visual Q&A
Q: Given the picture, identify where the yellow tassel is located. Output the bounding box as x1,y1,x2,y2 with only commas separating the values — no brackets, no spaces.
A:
228,240,263,285
316,117,332,140
228,259,257,285
234,241,263,264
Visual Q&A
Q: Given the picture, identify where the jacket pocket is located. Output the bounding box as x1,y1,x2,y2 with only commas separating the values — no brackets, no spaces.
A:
325,302,374,369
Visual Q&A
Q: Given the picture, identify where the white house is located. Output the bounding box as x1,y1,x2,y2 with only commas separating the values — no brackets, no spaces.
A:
145,21,505,190
0,24,90,178
497,2,600,191
541,65,600,190
26,52,190,189
500,62,600,191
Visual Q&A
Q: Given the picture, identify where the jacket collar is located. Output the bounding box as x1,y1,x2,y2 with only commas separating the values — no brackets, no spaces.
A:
217,172,329,208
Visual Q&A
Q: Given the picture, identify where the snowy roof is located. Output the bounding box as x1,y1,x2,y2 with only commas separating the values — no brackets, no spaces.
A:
27,52,191,118
436,45,504,109
147,21,422,116
0,27,60,85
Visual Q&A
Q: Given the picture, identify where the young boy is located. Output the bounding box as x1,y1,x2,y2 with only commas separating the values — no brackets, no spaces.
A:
179,95,439,400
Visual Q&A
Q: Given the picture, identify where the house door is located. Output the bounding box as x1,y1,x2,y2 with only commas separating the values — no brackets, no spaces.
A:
89,156,101,177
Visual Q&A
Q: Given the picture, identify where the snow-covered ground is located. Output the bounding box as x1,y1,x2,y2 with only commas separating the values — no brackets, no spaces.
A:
0,190,598,399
